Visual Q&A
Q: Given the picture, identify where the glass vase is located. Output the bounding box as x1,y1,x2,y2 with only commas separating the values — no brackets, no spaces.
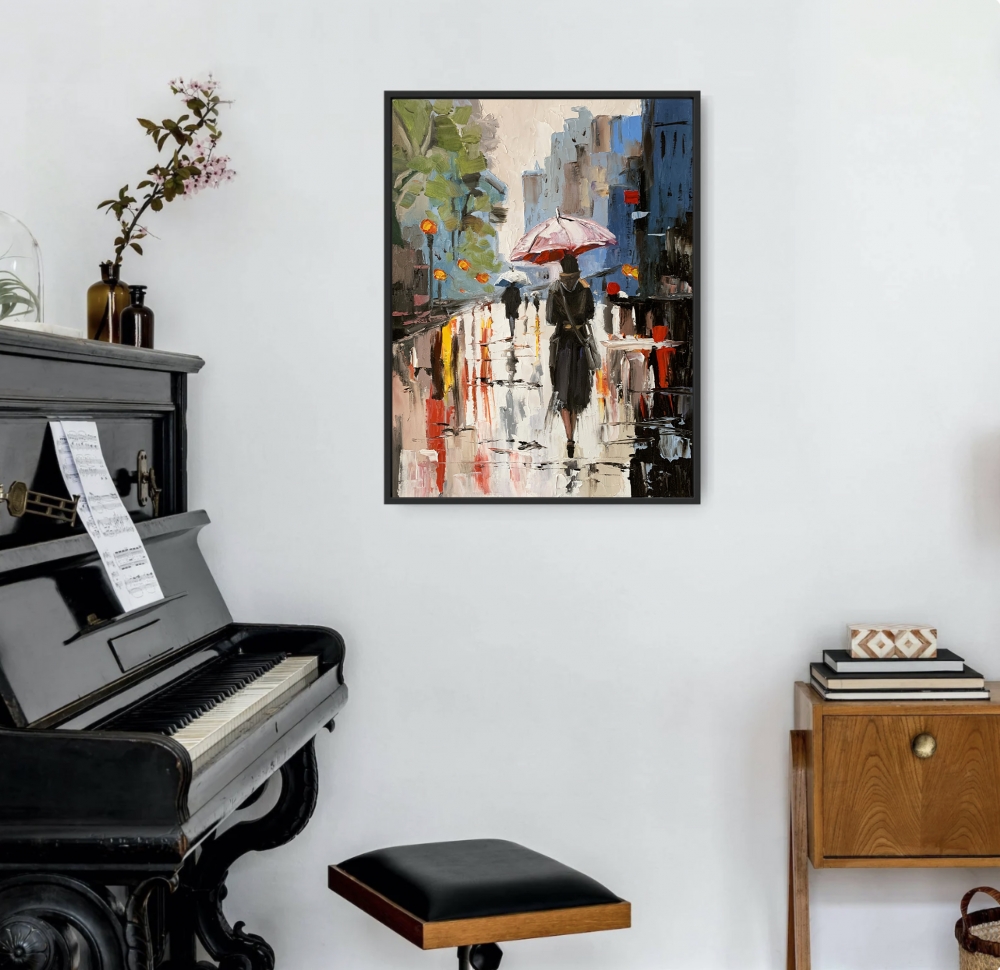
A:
87,262,129,342
0,212,44,327
120,285,154,349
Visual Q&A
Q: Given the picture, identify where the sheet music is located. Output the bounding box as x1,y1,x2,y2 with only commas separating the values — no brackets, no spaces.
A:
50,420,164,613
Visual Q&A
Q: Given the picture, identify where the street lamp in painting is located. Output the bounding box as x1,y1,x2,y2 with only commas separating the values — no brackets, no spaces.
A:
420,219,437,306
432,268,447,301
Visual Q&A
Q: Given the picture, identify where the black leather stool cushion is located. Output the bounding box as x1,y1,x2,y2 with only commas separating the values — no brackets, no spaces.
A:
337,839,622,922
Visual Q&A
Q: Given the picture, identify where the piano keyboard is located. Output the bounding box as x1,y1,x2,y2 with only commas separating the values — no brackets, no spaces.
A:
171,655,317,762
102,652,319,765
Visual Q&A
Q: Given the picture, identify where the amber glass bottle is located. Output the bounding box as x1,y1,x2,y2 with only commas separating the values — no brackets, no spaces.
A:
120,285,154,349
86,262,129,342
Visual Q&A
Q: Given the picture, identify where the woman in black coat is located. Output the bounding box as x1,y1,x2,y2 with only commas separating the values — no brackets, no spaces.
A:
546,253,595,458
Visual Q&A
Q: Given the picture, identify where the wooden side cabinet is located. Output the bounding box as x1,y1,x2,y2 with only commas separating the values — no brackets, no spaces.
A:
788,681,1000,970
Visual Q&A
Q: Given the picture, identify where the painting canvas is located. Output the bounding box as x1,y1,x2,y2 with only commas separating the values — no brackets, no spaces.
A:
386,92,699,502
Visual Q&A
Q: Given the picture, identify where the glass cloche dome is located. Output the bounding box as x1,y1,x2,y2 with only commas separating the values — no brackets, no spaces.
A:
0,211,44,325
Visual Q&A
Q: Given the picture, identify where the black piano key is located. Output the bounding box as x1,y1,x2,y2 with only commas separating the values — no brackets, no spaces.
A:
103,652,288,735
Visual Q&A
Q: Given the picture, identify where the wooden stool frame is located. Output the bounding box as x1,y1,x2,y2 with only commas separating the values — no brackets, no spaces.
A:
328,865,631,950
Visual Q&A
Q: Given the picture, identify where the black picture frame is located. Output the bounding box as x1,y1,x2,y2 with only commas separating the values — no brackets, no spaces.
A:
385,91,700,504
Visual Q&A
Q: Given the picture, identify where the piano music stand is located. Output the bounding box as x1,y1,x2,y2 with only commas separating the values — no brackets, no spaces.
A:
327,839,630,968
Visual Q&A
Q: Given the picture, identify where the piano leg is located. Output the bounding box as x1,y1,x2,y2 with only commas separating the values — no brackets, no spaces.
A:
167,740,319,970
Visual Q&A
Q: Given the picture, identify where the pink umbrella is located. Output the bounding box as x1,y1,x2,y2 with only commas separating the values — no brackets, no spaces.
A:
509,212,617,264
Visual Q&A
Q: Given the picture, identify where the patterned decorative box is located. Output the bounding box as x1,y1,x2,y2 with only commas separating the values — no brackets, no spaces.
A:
848,624,938,659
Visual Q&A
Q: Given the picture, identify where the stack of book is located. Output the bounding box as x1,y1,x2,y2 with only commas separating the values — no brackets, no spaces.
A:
810,648,990,701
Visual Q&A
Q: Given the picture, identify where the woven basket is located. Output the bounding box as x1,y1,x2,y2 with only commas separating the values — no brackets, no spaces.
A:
957,888,1000,970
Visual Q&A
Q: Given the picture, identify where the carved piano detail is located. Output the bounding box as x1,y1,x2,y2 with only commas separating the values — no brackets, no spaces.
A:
0,330,348,970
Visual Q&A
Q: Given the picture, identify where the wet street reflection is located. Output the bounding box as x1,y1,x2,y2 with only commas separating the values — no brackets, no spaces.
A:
390,296,694,498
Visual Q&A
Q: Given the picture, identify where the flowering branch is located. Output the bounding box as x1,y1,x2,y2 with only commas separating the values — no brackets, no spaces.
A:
98,75,236,268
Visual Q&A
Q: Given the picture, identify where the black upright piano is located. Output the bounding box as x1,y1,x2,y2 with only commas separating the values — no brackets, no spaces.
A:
0,328,348,970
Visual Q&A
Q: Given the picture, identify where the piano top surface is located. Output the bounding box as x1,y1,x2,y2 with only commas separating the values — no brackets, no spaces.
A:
0,324,205,373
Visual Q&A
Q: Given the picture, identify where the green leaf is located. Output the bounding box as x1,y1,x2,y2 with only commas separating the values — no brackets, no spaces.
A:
428,148,451,173
452,104,472,125
457,151,486,177
150,198,163,211
425,174,458,201
399,191,417,209
130,243,143,255
138,118,158,131
393,99,431,154
460,124,482,146
433,115,462,152
432,99,453,115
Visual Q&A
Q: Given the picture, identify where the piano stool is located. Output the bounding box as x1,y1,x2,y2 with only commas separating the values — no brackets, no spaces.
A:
327,839,630,969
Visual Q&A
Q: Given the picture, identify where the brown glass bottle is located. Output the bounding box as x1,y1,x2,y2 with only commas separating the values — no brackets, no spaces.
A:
120,285,154,349
86,261,129,342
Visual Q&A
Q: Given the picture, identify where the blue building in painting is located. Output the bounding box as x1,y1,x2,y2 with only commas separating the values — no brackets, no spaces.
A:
514,101,694,302
638,98,695,297
518,109,643,292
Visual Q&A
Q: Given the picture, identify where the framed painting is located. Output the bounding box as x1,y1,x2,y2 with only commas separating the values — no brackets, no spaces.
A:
386,91,700,503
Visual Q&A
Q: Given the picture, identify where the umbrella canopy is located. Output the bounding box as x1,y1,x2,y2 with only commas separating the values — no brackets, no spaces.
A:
510,213,617,264
495,270,529,286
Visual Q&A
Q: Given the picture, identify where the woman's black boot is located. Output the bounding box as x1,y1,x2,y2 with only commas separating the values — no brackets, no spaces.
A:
567,440,575,458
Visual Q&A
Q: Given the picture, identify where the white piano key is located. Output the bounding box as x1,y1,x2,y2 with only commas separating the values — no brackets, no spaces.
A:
170,655,318,764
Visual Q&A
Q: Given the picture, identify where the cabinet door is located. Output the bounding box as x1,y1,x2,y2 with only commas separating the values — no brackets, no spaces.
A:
823,715,1000,858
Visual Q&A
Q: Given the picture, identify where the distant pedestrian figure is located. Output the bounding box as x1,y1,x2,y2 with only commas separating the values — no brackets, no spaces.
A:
547,253,597,458
532,292,540,313
501,282,521,340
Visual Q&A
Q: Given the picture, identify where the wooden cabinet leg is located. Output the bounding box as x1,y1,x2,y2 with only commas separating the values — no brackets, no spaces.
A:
788,730,810,970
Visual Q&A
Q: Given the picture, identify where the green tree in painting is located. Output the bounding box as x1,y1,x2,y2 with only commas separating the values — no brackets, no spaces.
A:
391,98,503,279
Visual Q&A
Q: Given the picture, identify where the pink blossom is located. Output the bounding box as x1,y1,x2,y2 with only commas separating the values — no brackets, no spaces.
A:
170,74,219,100
180,136,236,196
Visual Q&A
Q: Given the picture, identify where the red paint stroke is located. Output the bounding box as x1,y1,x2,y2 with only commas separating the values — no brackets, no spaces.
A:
425,397,447,495
474,443,491,495
623,190,640,205
461,357,471,422
651,325,676,389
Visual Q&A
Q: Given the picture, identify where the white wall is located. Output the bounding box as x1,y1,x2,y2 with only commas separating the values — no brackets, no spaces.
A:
4,1,1000,966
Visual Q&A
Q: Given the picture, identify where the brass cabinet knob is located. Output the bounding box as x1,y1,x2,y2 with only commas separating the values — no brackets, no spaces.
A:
912,733,937,759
